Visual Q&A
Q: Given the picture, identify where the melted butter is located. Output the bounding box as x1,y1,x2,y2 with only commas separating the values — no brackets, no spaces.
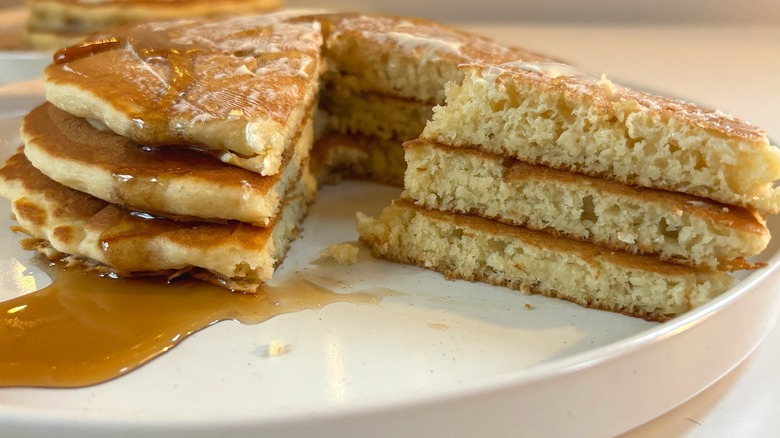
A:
0,265,380,388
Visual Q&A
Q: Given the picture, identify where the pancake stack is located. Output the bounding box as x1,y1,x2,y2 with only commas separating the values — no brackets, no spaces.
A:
2,12,547,292
1,11,777,319
311,14,551,186
0,13,323,291
358,62,780,321
25,0,282,50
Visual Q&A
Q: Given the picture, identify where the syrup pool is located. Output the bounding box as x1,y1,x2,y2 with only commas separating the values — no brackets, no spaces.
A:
0,265,380,388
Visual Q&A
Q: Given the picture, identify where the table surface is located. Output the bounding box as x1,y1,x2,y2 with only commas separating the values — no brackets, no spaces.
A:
0,17,778,437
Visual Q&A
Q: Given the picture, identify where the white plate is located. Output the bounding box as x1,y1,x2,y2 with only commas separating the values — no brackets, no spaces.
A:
1,38,780,438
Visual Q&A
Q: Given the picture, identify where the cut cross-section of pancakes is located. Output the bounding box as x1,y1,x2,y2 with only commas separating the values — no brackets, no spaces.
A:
357,199,736,322
421,61,780,214
356,51,780,321
403,139,769,271
312,13,553,185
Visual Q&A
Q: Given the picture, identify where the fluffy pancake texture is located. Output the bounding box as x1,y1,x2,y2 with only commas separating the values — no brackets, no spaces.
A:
421,62,780,214
318,13,553,103
26,0,282,50
403,139,769,270
311,13,552,185
0,150,315,291
357,199,736,322
45,13,324,176
22,103,313,226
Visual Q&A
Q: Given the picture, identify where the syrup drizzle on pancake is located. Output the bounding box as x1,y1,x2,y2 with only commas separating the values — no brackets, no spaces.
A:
55,31,205,141
53,37,123,64
0,264,381,388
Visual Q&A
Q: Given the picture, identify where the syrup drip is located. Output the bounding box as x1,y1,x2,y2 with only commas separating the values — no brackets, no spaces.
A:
0,266,380,388
53,37,123,64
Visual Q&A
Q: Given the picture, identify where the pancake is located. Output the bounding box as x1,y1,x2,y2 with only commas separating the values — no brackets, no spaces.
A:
44,13,324,176
309,13,551,186
311,133,405,186
421,61,780,214
318,86,432,142
26,0,282,50
318,13,553,104
357,199,736,322
403,139,769,270
22,103,313,226
0,150,315,292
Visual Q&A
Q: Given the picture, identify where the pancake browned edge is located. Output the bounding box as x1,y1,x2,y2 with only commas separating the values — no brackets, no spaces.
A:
310,13,554,186
22,103,313,226
25,0,282,50
357,199,736,322
403,139,769,271
421,61,780,214
44,13,324,176
0,150,315,292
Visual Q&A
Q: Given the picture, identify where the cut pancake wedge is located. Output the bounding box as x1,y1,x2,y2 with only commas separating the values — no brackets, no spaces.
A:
0,150,315,292
44,13,324,176
357,199,736,322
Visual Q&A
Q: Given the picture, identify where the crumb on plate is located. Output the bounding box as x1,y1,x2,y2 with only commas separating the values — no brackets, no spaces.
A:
319,243,359,265
268,340,286,357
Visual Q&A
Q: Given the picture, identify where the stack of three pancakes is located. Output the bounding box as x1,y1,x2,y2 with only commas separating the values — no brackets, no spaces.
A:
0,14,323,291
359,62,780,321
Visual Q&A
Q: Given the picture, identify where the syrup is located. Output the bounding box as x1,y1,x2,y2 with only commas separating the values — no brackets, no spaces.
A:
53,37,122,64
54,31,202,142
0,265,380,388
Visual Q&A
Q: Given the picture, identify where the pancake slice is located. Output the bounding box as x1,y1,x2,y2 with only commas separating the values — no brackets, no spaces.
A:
0,150,315,292
22,103,313,226
421,62,780,214
357,199,736,322
44,13,324,176
403,139,769,270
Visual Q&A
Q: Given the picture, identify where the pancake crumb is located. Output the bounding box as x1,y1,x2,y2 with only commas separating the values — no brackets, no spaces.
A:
320,243,359,265
268,340,286,357
524,303,534,310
